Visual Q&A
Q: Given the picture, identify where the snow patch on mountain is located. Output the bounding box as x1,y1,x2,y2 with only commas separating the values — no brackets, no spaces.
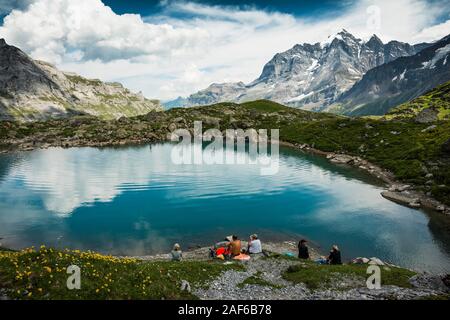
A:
328,34,450,116
166,30,429,110
287,91,315,103
421,44,450,69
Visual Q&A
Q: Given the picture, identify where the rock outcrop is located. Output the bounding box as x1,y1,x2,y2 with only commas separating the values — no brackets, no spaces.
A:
415,109,439,123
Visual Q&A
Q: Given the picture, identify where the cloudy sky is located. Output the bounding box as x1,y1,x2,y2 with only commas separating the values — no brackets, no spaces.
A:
0,0,449,101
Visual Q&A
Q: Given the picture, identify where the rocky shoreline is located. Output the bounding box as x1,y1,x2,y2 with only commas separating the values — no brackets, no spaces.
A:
0,135,162,153
280,141,450,216
132,241,322,262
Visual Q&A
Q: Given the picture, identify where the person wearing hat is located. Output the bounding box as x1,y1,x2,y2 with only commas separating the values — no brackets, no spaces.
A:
247,234,262,254
171,243,183,261
298,239,310,260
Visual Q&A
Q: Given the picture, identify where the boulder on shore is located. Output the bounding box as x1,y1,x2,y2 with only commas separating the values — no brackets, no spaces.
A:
328,154,355,165
381,191,421,208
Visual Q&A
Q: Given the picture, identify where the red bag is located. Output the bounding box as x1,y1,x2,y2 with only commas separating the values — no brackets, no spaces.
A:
216,247,230,256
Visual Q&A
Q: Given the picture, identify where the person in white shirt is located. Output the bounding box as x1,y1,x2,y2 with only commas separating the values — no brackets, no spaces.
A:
171,243,183,261
247,234,262,254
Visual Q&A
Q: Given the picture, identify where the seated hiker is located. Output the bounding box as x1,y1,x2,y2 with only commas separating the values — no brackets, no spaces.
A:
227,235,242,257
247,234,262,254
210,237,233,260
209,247,215,259
327,245,342,265
298,239,310,260
171,243,183,261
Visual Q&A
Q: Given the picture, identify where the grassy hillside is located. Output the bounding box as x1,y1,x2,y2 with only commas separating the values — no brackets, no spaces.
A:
1,99,449,205
241,100,296,112
385,81,450,121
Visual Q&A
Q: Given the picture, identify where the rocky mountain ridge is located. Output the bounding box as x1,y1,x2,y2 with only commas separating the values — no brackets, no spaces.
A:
328,35,450,115
167,29,430,112
0,39,161,121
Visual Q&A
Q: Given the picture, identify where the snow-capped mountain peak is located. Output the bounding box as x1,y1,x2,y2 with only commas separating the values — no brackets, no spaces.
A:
321,29,361,48
330,34,450,116
166,30,431,111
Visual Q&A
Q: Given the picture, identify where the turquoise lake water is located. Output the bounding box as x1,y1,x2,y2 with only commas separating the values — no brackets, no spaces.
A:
0,143,449,273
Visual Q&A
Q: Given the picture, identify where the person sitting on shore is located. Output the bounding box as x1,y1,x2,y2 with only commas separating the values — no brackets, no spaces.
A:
171,243,183,261
247,234,262,254
228,235,242,257
327,245,342,265
298,239,310,260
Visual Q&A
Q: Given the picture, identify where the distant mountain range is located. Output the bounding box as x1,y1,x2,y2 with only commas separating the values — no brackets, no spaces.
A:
2,30,449,121
327,35,450,115
0,39,161,121
166,30,450,116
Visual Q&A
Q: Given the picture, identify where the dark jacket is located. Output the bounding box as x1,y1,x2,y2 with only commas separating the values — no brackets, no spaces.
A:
328,250,342,265
298,243,309,259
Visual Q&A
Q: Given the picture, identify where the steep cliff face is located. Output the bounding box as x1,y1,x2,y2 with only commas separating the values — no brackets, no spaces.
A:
0,39,161,121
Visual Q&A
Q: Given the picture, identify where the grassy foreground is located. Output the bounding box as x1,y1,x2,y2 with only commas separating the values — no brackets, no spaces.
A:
0,247,430,300
1,246,426,300
0,246,242,300
283,260,416,290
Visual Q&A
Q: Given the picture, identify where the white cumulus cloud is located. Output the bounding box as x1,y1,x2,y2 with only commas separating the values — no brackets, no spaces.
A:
412,19,450,43
0,0,209,63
